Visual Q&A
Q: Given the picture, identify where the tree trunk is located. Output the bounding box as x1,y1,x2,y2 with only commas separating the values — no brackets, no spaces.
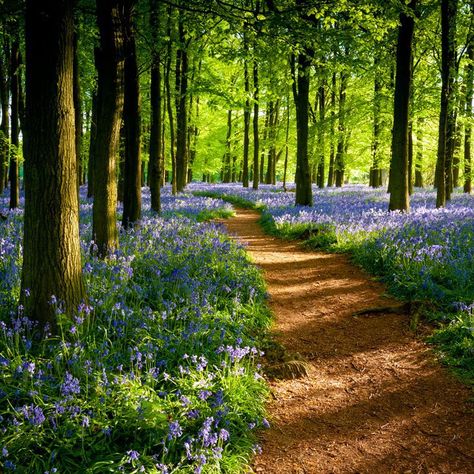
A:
415,117,424,188
408,120,414,195
292,51,313,205
388,0,416,212
21,0,85,326
327,71,336,187
73,28,83,193
435,0,458,207
87,90,98,198
252,55,259,190
93,0,125,257
122,0,141,229
223,109,232,182
9,38,20,209
149,0,162,213
335,69,347,188
165,6,176,194
464,24,473,193
0,38,9,196
317,80,325,188
370,60,382,188
175,12,188,192
242,27,250,187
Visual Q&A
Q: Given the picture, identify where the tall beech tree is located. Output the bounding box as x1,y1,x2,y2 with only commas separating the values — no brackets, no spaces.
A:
464,10,473,194
389,0,416,212
21,0,85,325
122,0,141,229
435,0,458,208
149,0,163,212
92,0,125,256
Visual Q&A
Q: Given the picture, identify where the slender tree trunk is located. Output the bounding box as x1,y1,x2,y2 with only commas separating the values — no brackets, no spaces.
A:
223,109,232,182
252,55,259,189
317,80,325,188
327,71,336,187
93,0,125,257
260,102,270,183
283,91,290,190
408,120,414,195
370,61,382,188
0,38,9,196
436,0,458,207
9,39,20,209
335,69,347,188
388,0,416,212
415,117,424,188
149,0,162,212
21,0,85,326
165,7,176,194
242,27,250,187
87,90,97,198
175,12,188,192
122,0,141,229
464,26,473,193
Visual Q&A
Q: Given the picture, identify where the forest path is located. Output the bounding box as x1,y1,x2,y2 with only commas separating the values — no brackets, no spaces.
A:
222,208,474,474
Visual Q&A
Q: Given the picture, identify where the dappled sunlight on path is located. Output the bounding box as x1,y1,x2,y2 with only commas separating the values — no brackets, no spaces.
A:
223,208,474,474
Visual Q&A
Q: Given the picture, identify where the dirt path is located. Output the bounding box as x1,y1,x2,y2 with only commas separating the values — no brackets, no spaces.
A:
222,208,474,474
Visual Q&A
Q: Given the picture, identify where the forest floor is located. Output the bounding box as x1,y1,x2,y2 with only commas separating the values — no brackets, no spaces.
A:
222,208,474,474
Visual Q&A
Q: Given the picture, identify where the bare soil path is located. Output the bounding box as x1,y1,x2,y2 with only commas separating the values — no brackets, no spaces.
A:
222,208,474,474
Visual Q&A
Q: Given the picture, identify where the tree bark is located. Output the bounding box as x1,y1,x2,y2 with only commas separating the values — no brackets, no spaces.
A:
242,25,250,187
149,0,162,212
292,51,313,205
73,28,83,193
9,38,20,209
415,117,424,188
464,28,473,193
21,0,85,326
175,11,188,192
335,69,347,188
0,37,9,196
252,55,260,190
122,0,141,229
327,71,336,187
388,0,416,212
370,59,382,188
93,0,125,257
435,0,458,207
87,90,98,198
317,80,325,188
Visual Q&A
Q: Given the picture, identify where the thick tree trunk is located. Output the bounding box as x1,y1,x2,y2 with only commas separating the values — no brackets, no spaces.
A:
149,0,162,212
327,71,336,187
435,0,458,208
9,39,20,209
73,28,83,193
21,0,85,326
388,0,416,212
291,51,313,205
122,0,141,229
0,39,9,196
93,0,125,257
335,70,347,188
